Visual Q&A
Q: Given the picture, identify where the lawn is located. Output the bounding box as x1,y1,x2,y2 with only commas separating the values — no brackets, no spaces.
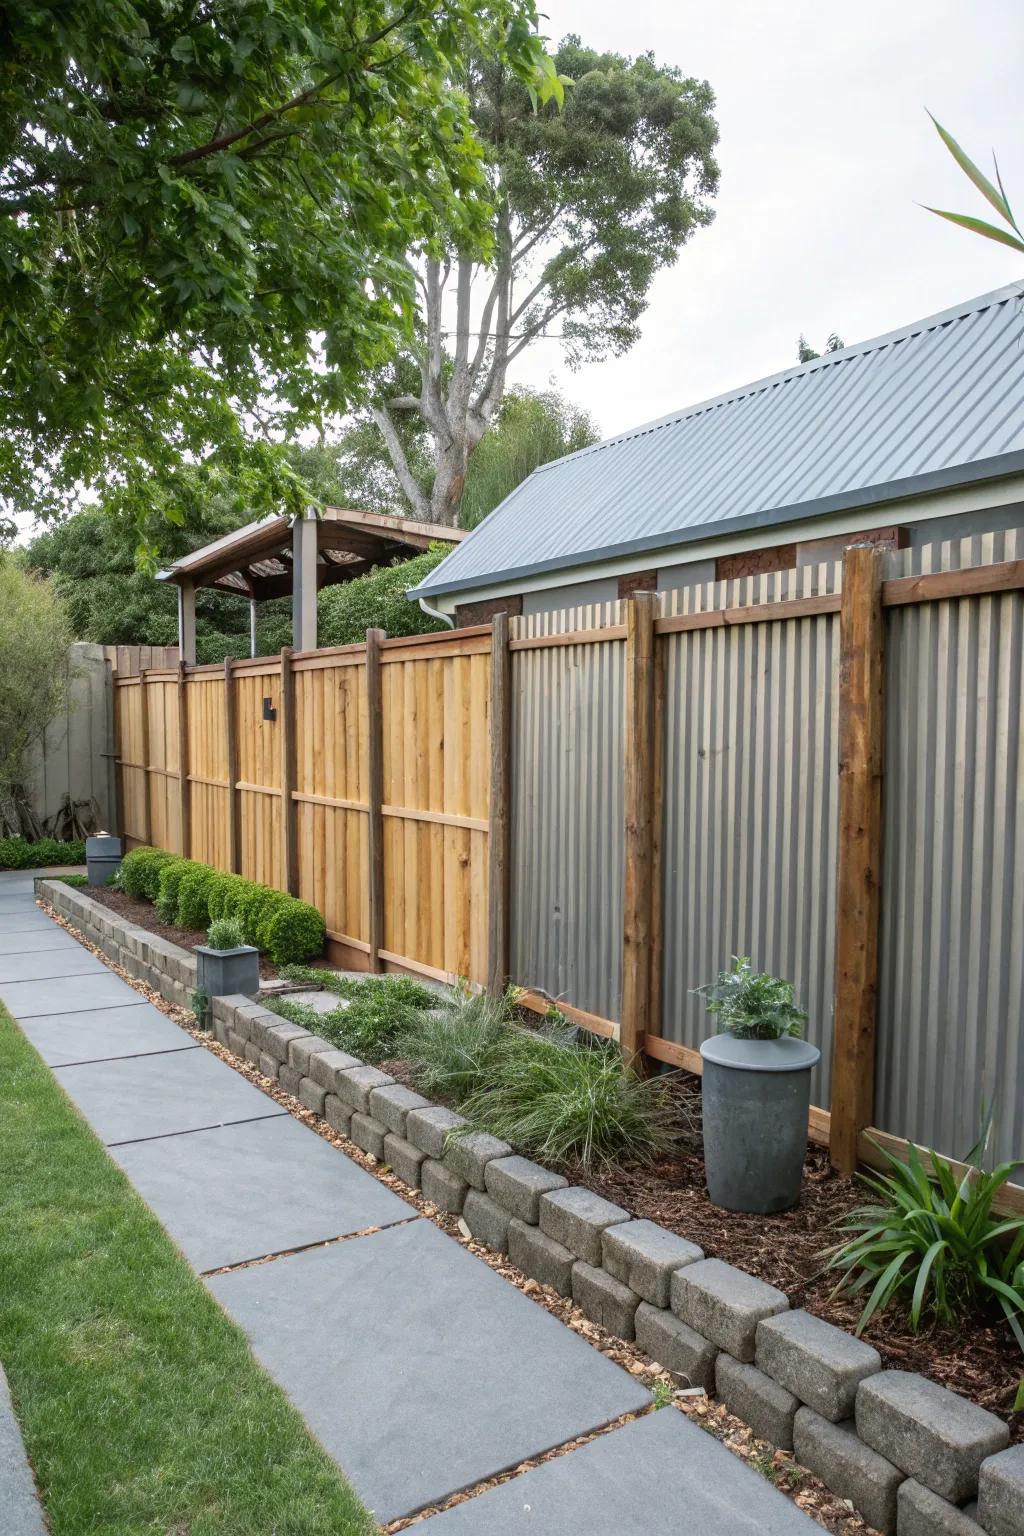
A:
0,1006,376,1536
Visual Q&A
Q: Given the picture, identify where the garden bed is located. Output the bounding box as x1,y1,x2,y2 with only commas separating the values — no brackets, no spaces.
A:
83,885,285,980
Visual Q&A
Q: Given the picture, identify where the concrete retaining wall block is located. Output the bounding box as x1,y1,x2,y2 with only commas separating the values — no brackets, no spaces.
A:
602,1219,703,1308
260,1023,313,1066
288,1034,336,1076
309,1048,361,1092
334,1064,395,1113
420,1158,468,1215
897,1479,985,1536
538,1186,630,1266
243,1041,262,1069
977,1444,1024,1536
278,1063,302,1095
571,1262,641,1341
670,1258,789,1363
350,1112,386,1160
368,1084,431,1137
507,1219,574,1296
794,1407,904,1536
259,1051,280,1080
405,1105,469,1160
444,1130,513,1191
298,1077,327,1115
382,1133,425,1189
636,1302,717,1392
715,1354,799,1450
756,1308,880,1422
856,1372,1010,1505
463,1189,514,1254
483,1156,567,1223
324,1094,353,1136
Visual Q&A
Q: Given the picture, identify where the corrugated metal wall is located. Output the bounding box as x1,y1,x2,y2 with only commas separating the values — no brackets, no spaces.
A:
876,529,1024,1165
25,643,116,833
510,603,626,1021
657,569,841,1109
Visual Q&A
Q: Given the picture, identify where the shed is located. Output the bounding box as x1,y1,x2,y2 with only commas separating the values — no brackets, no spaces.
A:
409,284,1024,624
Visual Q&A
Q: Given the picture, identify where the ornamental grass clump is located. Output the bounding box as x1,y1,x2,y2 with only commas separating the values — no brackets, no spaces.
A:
398,987,512,1102
456,1026,690,1171
693,955,807,1040
824,1126,1024,1353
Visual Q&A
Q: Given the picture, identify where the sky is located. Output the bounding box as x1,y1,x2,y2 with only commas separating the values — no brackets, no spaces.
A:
506,0,1024,439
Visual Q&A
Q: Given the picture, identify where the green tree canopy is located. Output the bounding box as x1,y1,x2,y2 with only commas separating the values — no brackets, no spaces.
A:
0,1,556,545
370,34,719,523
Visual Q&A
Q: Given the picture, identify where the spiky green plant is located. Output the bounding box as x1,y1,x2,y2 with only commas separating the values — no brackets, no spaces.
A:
398,987,512,1102
206,917,245,951
824,1134,1024,1351
456,1027,691,1170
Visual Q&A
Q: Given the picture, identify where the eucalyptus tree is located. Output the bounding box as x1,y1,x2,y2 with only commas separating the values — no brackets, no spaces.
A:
0,1,557,549
370,35,719,524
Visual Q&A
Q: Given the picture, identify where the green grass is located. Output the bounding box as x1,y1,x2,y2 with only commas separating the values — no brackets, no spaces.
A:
0,1008,376,1536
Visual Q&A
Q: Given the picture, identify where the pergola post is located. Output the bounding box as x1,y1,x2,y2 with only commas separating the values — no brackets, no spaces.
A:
177,579,197,665
292,510,318,652
249,598,258,658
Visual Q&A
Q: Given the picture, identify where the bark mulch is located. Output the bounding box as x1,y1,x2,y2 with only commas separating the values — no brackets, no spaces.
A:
83,887,281,979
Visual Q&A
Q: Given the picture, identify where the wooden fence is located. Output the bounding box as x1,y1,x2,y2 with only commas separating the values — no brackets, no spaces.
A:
114,536,1024,1189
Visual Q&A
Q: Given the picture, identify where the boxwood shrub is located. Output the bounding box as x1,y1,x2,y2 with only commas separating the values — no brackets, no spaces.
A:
0,836,86,870
118,847,325,964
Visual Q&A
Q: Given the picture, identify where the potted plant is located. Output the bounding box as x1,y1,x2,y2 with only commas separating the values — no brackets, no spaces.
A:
693,957,819,1214
194,917,260,1004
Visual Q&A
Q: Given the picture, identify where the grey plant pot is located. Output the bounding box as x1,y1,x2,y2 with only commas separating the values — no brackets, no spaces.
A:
85,833,122,887
194,944,260,1000
699,1031,821,1215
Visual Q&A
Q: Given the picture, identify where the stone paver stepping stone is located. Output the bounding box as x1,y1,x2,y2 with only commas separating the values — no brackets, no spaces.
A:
282,989,349,1015
0,926,83,955
113,1113,413,1272
0,969,141,1019
0,947,106,983
421,1405,818,1534
0,1363,46,1536
16,1002,197,1067
54,1046,285,1145
208,1216,650,1523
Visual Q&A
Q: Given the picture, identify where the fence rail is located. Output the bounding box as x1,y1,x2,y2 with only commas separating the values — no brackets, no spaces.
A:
114,529,1024,1177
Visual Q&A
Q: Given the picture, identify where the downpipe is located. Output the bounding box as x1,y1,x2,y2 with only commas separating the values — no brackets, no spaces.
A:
418,597,454,629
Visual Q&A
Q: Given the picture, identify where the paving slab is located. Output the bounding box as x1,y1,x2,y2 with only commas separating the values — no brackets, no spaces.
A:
16,1002,197,1067
0,946,107,983
0,969,141,1019
0,926,84,955
54,1047,286,1145
0,1363,46,1536
113,1114,413,1271
0,910,62,933
208,1216,650,1523
0,894,40,912
420,1403,819,1533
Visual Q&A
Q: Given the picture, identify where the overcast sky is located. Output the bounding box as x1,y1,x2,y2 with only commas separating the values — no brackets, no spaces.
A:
509,0,1024,438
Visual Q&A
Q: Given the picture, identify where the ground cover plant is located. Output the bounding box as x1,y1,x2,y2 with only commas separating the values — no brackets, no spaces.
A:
0,835,85,870
272,973,437,1065
207,917,246,951
0,1007,374,1536
116,848,325,964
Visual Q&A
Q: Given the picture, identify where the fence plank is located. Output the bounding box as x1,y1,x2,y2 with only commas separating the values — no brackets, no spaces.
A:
487,613,511,994
138,669,153,845
366,628,385,972
831,545,885,1172
621,592,658,1060
224,657,240,875
177,661,190,858
280,647,298,896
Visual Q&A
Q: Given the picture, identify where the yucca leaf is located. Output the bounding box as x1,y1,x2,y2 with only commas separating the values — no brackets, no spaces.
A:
857,1251,913,1334
928,114,1017,226
910,1240,946,1329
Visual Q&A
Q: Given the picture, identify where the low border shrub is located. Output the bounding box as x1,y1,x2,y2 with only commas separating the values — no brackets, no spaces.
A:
0,836,86,870
119,847,180,901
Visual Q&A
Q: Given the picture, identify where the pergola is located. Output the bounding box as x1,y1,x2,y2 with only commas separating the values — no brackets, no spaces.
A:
156,508,464,661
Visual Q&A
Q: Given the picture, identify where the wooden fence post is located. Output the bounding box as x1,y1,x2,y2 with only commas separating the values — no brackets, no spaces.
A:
365,628,385,972
176,660,191,859
621,592,658,1061
138,668,153,846
280,647,298,896
487,612,512,995
223,656,241,875
831,544,885,1173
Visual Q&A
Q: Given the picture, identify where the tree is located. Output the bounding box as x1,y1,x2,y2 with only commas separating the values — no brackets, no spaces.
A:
0,559,73,836
797,333,845,364
0,1,557,545
369,35,719,524
460,387,598,526
925,115,1024,254
318,547,451,645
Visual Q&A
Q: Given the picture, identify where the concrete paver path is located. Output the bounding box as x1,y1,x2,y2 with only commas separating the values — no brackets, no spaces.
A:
0,873,818,1532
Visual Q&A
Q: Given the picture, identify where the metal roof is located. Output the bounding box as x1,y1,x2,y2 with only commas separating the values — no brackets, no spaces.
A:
410,283,1024,601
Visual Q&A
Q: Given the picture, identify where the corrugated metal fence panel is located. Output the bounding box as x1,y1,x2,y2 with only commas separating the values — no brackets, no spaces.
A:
877,528,1024,1166
26,642,116,832
510,601,626,1021
658,569,842,1109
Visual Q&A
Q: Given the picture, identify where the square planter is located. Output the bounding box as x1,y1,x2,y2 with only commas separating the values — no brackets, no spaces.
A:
194,945,260,1001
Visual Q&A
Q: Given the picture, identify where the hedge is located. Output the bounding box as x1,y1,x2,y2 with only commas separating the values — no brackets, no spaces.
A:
0,836,86,870
118,848,325,964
